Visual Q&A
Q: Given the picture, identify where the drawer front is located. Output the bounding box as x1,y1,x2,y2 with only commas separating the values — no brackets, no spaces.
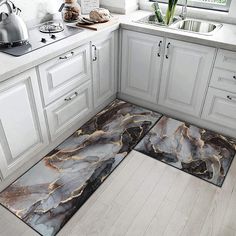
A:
215,49,236,71
38,43,91,106
210,68,236,94
46,81,93,141
202,88,236,130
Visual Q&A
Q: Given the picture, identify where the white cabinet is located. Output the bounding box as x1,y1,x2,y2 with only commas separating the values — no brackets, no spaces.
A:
121,30,164,103
0,69,48,178
46,81,93,141
202,49,236,131
159,39,215,117
202,88,236,130
38,44,91,106
215,49,236,71
92,32,117,108
210,68,236,94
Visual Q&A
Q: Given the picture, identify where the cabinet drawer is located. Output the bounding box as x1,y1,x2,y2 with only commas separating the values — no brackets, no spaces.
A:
210,68,236,94
46,81,93,141
38,43,91,106
202,88,236,130
215,49,236,71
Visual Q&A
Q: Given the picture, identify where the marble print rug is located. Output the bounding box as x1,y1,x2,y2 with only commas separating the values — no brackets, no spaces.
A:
0,99,161,236
135,116,236,187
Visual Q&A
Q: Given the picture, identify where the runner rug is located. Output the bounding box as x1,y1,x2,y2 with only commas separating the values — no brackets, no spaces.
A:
0,100,161,236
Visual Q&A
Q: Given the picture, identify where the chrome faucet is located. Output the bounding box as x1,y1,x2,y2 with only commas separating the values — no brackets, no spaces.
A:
180,0,188,20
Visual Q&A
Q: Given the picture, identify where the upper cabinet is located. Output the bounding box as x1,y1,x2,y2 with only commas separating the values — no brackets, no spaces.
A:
0,69,48,178
92,31,117,108
121,30,164,103
159,38,215,117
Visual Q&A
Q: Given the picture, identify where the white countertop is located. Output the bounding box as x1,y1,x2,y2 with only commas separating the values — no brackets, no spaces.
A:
1,10,236,83
0,23,119,83
119,11,236,51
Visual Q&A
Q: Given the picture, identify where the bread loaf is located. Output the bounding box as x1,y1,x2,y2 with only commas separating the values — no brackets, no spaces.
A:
89,8,111,23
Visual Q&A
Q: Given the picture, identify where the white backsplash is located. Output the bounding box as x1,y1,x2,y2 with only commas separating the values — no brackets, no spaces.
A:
6,0,62,23
100,0,138,14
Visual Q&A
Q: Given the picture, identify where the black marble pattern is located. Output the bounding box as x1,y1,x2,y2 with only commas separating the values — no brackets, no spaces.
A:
0,100,161,236
135,116,236,187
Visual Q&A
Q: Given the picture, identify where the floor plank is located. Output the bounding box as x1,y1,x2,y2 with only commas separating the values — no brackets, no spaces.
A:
1,151,236,236
200,159,236,236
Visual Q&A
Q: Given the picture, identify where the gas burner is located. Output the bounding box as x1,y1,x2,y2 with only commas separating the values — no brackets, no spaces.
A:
0,40,29,49
39,21,64,33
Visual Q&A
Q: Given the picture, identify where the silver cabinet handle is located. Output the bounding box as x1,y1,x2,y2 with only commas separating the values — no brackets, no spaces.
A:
157,40,162,57
227,95,236,101
64,92,78,102
59,51,74,60
92,45,97,61
165,42,171,59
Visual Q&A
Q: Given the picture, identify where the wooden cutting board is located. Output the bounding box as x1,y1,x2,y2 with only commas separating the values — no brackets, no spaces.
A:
76,17,119,31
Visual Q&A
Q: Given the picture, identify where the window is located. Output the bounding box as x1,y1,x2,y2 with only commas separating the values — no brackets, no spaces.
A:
149,0,232,12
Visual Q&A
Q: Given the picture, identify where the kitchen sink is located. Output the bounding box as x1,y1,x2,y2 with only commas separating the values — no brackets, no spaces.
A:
170,19,223,35
135,15,179,27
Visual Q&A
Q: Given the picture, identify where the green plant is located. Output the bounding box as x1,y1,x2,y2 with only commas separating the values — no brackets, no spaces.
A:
165,0,179,25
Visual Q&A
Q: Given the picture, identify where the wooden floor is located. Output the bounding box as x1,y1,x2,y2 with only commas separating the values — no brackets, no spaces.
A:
1,150,236,236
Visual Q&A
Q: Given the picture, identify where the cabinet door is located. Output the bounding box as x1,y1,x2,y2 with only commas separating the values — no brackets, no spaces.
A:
0,69,48,178
46,81,93,141
202,88,236,130
121,30,164,103
159,39,215,117
92,32,116,108
38,44,91,106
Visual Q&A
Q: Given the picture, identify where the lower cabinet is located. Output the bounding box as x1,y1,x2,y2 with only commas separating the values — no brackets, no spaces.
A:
38,43,91,106
121,30,163,103
0,69,48,178
159,38,216,117
46,81,93,141
92,31,117,108
202,88,236,130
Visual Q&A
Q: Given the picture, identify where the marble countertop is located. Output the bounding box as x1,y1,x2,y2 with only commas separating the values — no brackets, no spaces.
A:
1,10,236,83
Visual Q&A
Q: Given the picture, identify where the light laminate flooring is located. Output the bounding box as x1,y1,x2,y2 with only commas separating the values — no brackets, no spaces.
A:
1,150,236,236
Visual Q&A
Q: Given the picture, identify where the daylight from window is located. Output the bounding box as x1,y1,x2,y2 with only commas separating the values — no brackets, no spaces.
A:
150,0,231,11
195,0,226,4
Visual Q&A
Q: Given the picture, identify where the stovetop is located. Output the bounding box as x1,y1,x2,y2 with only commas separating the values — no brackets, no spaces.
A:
0,22,83,57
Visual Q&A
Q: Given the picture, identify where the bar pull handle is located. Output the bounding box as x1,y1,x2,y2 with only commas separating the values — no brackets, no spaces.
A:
64,92,78,102
92,45,97,61
227,95,236,101
165,42,171,59
157,40,162,57
59,51,74,60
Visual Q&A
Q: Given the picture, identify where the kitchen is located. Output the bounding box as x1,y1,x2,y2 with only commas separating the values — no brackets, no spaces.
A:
0,0,236,235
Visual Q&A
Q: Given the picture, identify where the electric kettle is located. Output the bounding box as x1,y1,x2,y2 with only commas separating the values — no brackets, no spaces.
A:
0,0,29,46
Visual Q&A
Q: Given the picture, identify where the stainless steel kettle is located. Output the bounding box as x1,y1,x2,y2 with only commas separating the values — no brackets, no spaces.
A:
0,0,29,46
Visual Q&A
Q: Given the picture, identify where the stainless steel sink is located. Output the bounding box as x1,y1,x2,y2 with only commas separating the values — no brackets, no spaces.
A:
135,15,179,28
170,19,222,35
